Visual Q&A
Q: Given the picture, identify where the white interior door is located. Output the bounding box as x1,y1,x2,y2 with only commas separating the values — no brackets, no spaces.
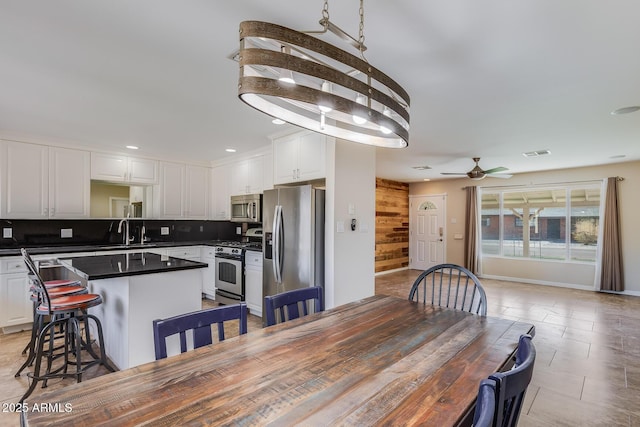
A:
410,194,446,270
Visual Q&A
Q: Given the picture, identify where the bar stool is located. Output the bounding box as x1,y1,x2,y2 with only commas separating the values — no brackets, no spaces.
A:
14,280,88,377
17,271,83,357
18,249,114,402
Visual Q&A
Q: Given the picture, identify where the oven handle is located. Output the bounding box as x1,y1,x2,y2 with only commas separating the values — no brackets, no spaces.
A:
273,204,283,284
215,288,242,301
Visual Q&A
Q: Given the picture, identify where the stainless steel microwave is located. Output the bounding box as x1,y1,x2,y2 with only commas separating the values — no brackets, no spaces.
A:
230,194,261,223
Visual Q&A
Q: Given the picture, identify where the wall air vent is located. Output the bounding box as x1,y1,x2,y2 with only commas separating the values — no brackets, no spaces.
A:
522,149,551,157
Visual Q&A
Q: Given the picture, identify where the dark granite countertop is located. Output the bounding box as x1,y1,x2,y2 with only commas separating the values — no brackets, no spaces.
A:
58,252,207,280
0,241,223,258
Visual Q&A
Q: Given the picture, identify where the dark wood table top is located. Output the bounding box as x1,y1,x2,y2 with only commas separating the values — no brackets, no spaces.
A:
23,295,533,426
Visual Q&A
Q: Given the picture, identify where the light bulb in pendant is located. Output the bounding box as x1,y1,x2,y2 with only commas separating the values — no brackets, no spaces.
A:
278,69,295,85
318,81,332,113
380,108,393,135
352,93,367,125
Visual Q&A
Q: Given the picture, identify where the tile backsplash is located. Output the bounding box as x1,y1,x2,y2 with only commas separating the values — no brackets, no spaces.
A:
0,219,238,249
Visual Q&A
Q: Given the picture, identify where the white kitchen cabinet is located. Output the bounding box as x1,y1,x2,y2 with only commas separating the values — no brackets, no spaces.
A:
244,250,263,317
91,153,158,184
185,165,210,219
154,161,185,218
49,147,91,218
167,246,201,261
0,257,32,331
273,131,326,184
200,246,216,299
0,141,90,219
230,156,264,196
154,162,210,219
211,164,230,220
262,152,274,192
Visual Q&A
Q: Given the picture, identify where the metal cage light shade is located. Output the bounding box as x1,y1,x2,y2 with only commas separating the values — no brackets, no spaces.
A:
238,21,410,148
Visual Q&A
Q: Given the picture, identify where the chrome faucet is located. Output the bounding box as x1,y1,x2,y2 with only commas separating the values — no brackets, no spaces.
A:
117,218,134,246
140,225,146,245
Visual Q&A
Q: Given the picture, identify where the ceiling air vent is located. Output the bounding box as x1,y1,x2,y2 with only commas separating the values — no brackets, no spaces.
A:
522,149,551,157
412,165,432,170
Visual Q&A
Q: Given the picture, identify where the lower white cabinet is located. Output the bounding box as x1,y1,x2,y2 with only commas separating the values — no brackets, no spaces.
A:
167,246,200,261
200,247,216,299
0,257,32,331
244,250,263,317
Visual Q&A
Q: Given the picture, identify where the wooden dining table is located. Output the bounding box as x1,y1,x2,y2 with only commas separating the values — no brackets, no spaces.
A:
23,295,533,426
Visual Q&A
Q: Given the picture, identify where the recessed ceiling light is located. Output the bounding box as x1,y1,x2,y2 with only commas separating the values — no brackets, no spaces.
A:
272,118,286,125
126,145,139,150
423,178,431,181
523,149,551,157
611,106,640,115
225,148,237,153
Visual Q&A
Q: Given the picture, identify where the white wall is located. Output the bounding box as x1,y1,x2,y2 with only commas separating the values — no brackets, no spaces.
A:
325,139,376,308
410,160,640,295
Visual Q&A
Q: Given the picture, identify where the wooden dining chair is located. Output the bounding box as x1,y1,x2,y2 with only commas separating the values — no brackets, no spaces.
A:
488,334,536,427
152,303,248,360
473,378,497,427
408,263,488,316
264,286,323,326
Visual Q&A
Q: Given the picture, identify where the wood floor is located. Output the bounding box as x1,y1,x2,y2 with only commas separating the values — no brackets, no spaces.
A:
2,270,639,426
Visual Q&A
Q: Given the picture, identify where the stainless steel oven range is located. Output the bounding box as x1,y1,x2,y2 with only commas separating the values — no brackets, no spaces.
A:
214,245,245,305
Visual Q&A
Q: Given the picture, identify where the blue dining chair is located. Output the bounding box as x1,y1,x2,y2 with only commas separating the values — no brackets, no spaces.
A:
408,263,488,316
489,334,536,427
473,378,497,427
264,286,323,326
152,303,248,360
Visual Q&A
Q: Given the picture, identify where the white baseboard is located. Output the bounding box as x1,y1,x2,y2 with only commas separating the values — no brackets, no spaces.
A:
375,267,409,277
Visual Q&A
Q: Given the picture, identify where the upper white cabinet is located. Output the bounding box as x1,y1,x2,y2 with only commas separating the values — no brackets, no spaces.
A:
273,131,326,184
185,165,210,219
230,156,264,196
211,164,230,220
154,162,210,219
154,161,185,218
49,147,91,218
0,141,90,219
91,153,158,184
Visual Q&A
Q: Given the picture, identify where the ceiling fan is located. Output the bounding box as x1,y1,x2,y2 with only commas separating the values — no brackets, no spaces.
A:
441,157,512,180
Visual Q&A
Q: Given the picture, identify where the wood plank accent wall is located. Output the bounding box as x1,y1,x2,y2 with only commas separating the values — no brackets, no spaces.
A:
375,178,409,273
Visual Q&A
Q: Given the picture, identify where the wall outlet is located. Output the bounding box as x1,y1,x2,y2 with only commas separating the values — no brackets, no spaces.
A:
61,228,73,238
3,228,12,239
236,227,242,235
200,225,204,232
161,227,170,235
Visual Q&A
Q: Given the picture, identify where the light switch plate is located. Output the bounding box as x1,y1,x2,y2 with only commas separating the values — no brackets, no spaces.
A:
161,227,170,235
337,221,345,233
61,228,73,238
3,228,12,239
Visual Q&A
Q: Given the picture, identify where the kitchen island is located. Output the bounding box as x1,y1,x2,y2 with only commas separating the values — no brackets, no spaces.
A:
58,252,207,370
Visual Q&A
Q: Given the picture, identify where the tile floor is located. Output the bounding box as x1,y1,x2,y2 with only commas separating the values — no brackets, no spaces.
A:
2,270,639,426
377,270,640,426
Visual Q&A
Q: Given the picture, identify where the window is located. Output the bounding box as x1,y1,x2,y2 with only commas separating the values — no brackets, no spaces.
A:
480,185,601,262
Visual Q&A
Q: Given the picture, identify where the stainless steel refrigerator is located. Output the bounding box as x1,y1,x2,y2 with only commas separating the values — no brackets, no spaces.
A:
262,185,325,326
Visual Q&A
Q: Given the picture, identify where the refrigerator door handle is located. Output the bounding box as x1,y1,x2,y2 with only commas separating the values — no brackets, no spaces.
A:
273,205,283,283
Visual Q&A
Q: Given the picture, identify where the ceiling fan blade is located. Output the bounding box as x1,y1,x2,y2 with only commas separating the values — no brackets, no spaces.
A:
483,166,509,174
490,174,512,179
440,172,467,175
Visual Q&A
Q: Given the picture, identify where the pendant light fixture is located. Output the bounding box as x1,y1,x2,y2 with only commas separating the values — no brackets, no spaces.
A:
237,0,410,148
